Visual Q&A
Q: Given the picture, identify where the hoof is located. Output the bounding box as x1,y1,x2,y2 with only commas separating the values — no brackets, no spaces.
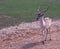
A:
45,40,46,41
49,39,52,41
41,41,45,44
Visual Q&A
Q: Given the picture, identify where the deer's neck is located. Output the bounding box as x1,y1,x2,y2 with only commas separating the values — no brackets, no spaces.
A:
39,16,43,22
39,16,44,27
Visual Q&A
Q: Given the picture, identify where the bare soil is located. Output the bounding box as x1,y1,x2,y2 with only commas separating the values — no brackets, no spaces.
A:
0,20,60,49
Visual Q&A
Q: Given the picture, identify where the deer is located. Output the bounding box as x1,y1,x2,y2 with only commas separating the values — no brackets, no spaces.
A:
36,7,52,44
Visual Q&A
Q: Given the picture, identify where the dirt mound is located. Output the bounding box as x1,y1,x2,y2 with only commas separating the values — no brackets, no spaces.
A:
0,20,60,49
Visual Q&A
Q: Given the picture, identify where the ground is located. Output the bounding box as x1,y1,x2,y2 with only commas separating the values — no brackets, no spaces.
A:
0,20,60,49
0,0,60,49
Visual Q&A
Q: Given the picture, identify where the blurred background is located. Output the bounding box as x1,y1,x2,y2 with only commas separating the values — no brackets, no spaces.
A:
0,0,60,28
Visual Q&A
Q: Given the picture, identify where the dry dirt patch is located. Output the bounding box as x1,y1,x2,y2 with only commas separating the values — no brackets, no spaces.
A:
0,20,60,49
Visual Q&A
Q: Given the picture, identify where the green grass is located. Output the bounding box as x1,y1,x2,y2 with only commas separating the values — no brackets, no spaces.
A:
0,0,60,28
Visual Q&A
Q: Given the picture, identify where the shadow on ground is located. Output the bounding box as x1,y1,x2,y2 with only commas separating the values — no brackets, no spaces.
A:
21,42,42,49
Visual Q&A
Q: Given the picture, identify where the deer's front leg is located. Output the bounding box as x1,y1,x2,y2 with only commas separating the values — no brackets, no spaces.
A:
41,28,47,44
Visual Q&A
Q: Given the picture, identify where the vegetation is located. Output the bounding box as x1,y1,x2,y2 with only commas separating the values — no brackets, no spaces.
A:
0,0,60,28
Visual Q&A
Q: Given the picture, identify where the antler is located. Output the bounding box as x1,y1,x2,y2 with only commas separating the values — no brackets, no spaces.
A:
36,5,49,20
41,6,49,14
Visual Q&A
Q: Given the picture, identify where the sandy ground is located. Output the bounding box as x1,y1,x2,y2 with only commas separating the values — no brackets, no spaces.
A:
0,20,60,49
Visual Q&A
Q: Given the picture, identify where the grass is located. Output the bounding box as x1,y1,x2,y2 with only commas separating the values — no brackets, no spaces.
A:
0,0,60,28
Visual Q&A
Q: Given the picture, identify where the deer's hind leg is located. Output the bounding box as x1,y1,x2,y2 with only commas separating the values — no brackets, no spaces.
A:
48,28,52,41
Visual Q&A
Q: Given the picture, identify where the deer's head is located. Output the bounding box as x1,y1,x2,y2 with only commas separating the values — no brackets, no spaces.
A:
36,6,49,20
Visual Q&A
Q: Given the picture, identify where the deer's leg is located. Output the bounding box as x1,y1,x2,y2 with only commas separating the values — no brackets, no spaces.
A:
48,28,52,40
41,28,45,44
41,28,47,44
43,28,48,41
49,33,51,40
